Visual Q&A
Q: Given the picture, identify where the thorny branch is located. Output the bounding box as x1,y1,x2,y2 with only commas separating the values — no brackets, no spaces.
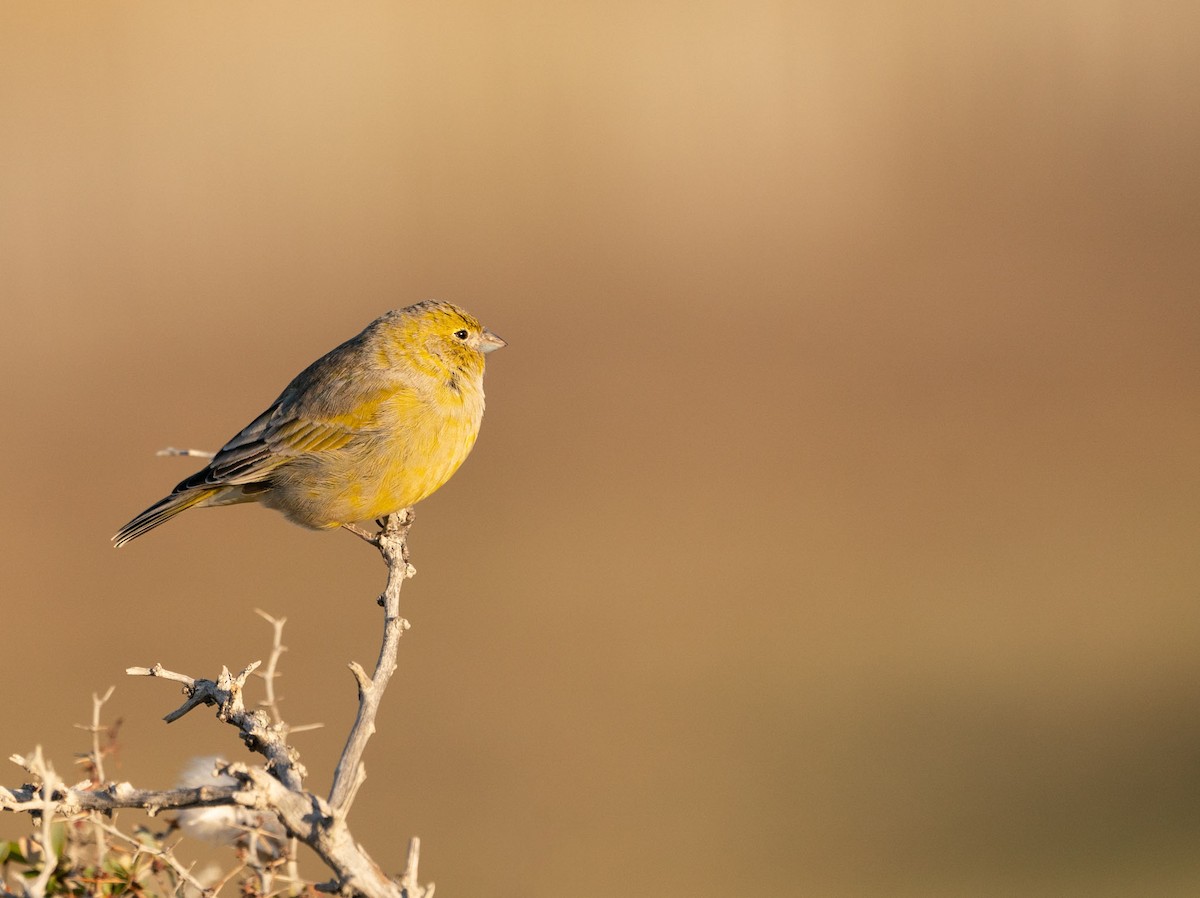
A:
1,510,432,898
125,660,307,792
73,685,117,866
329,509,416,814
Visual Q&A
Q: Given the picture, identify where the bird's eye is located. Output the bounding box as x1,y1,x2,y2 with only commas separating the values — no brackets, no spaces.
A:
453,329,469,340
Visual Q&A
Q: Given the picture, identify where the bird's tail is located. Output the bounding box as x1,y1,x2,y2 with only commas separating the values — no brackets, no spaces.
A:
112,488,220,547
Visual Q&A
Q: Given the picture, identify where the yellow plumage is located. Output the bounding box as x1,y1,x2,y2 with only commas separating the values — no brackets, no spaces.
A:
113,301,505,547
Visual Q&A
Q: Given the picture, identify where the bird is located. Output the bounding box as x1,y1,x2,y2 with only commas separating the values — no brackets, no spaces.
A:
113,300,505,547
175,756,285,860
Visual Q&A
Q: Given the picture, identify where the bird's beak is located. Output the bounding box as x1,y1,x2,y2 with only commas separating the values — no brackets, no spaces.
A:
479,329,507,353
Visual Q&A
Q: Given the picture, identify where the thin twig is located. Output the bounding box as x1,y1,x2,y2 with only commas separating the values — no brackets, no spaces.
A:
1,779,242,814
328,509,416,814
83,687,116,784
156,447,216,458
251,611,310,894
87,816,210,897
399,837,433,898
254,609,288,727
126,662,306,791
20,746,61,898
77,687,116,869
206,856,250,896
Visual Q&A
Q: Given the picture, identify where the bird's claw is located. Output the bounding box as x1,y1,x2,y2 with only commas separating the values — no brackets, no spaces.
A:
341,522,381,545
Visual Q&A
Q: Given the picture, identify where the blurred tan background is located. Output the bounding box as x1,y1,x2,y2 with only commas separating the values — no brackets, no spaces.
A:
3,2,1200,895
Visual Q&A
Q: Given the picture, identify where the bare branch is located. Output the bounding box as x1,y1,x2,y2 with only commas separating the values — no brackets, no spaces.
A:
1,765,405,897
329,509,416,814
74,686,117,784
125,662,194,687
400,837,434,898
85,816,211,896
5,508,436,898
128,662,306,791
73,686,117,867
8,748,65,898
155,447,216,458
226,763,403,898
254,609,289,727
1,779,242,815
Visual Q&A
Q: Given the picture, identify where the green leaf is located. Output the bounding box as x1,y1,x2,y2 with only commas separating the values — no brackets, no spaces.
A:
50,821,68,857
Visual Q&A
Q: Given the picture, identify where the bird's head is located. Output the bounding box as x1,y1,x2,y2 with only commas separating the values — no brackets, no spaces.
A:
384,300,506,379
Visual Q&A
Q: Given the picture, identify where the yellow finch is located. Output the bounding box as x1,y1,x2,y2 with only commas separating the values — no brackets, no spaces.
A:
113,300,505,547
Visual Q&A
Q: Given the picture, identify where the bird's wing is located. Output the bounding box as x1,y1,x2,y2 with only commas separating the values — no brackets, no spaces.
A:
173,374,407,492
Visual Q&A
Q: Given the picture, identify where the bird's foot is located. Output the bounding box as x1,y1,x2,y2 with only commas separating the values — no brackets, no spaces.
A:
342,522,381,545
